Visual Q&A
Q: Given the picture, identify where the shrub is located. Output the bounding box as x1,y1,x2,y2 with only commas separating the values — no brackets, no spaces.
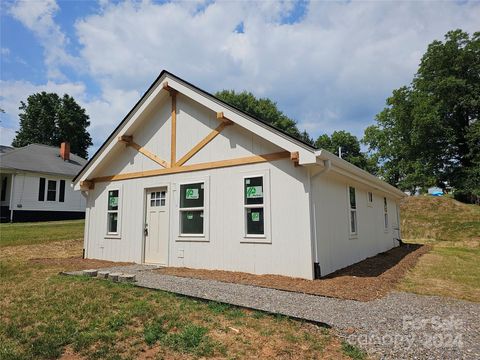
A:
453,189,480,205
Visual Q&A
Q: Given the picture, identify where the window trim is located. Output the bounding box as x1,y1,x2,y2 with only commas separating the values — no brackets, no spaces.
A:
241,169,271,244
383,197,389,232
348,185,358,238
367,191,373,207
46,180,57,202
105,186,122,239
176,177,209,242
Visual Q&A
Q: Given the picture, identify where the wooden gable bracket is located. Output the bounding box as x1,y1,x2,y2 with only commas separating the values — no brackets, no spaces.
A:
117,135,170,168
162,82,178,166
80,180,94,190
162,81,177,94
290,151,300,167
216,112,234,125
92,151,290,183
175,119,233,167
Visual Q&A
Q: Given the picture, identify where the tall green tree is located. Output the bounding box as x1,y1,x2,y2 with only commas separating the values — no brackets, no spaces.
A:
12,92,92,158
363,30,480,197
215,90,314,145
315,130,376,173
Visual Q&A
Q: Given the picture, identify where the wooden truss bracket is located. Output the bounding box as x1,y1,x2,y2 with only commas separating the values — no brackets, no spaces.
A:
80,180,94,190
92,151,290,183
290,151,299,167
175,120,233,167
117,135,169,168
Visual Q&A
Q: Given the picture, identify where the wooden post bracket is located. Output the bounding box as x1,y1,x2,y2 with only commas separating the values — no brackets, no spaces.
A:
175,120,233,167
117,135,169,168
290,151,299,167
80,180,94,190
216,112,234,125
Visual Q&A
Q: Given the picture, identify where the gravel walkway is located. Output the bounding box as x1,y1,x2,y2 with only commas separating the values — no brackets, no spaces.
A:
67,265,480,359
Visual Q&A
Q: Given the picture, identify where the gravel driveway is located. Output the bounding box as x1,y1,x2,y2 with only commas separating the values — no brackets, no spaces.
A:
68,265,480,359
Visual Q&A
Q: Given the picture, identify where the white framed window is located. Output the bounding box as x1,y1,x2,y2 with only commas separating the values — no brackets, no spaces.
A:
348,186,357,237
179,182,205,237
384,197,389,231
367,191,373,207
244,176,265,236
47,180,57,201
242,170,271,243
106,189,120,236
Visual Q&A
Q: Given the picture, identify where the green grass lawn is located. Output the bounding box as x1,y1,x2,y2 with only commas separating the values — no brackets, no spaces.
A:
0,220,84,247
399,196,480,302
0,223,359,360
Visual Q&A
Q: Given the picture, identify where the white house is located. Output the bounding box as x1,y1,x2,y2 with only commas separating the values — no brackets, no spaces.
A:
73,71,405,280
0,143,86,222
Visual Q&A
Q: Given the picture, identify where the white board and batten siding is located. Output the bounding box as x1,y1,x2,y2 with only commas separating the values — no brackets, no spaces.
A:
84,93,313,279
312,171,400,276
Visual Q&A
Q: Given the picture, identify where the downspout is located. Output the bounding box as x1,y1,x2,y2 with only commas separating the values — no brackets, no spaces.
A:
310,159,331,279
9,172,16,222
81,190,89,259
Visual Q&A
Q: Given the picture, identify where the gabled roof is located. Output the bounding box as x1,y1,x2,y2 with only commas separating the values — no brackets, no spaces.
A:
0,144,87,177
0,145,13,154
72,70,405,199
73,70,316,183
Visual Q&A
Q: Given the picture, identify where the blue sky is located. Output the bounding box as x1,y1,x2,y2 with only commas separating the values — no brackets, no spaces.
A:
1,0,479,157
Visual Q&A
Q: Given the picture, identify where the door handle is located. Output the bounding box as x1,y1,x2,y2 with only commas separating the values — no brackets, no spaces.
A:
144,224,148,236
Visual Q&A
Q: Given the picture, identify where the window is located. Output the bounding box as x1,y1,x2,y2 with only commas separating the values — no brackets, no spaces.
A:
179,183,204,236
244,176,265,236
1,177,7,202
150,191,166,207
348,186,357,236
38,178,46,201
59,180,66,202
384,197,389,230
47,180,57,201
367,191,373,207
107,190,119,234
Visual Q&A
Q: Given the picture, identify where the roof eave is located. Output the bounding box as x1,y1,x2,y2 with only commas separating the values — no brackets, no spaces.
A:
315,149,406,199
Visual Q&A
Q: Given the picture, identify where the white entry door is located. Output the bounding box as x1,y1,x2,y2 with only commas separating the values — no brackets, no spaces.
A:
144,187,169,264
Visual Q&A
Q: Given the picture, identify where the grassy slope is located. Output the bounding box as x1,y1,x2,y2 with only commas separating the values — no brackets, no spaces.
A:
398,196,480,302
0,233,362,359
0,220,85,247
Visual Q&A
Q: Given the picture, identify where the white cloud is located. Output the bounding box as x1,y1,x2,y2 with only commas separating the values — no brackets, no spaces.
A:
8,0,79,79
3,0,479,154
73,0,479,141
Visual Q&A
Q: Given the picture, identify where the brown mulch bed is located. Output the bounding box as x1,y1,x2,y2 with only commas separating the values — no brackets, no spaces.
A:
29,256,133,272
157,244,431,301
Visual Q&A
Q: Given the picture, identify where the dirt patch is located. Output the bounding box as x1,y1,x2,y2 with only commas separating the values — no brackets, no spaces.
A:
60,347,87,360
157,244,431,302
29,256,133,272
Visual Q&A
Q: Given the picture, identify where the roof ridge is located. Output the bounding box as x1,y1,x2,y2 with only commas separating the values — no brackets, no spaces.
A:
6,143,85,159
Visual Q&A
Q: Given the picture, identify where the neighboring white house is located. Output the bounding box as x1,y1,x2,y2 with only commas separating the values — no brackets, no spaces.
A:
73,71,405,280
0,143,86,222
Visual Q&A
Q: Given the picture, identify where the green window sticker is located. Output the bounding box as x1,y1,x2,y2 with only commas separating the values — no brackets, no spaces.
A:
246,186,263,199
109,197,118,208
185,188,199,200
251,212,260,222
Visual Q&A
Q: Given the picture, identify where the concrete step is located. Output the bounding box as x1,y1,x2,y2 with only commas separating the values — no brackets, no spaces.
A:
82,269,98,277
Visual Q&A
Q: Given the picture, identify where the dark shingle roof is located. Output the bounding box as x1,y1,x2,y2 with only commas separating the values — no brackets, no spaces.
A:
0,144,87,177
0,145,13,154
